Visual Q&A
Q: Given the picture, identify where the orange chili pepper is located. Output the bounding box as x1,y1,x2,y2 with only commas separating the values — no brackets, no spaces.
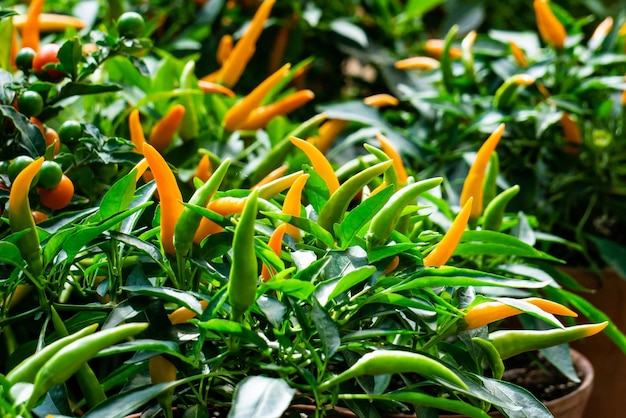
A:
368,181,388,198
223,63,291,132
534,0,566,49
268,13,297,73
425,39,462,59
464,297,577,330
13,13,86,32
509,41,528,67
168,300,209,325
394,56,441,71
216,34,233,65
423,197,472,267
261,223,288,281
290,136,339,195
252,164,288,189
22,0,45,51
257,170,304,200
383,255,399,275
10,27,18,70
376,133,408,185
131,158,149,182
193,154,212,183
217,0,276,87
238,89,315,130
129,109,146,153
364,94,399,108
459,124,505,220
198,80,235,97
561,112,583,155
142,143,184,256
282,173,309,241
307,119,347,154
193,196,248,244
149,104,186,152
589,17,613,50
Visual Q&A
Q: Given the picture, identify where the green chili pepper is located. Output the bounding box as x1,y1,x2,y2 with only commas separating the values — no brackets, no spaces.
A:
178,60,200,140
5,323,98,385
493,74,535,111
318,350,468,392
228,189,260,323
29,322,148,407
461,30,477,85
482,185,520,231
482,152,499,208
440,25,459,94
174,158,231,258
50,306,106,408
364,143,400,188
472,337,505,380
489,322,608,360
366,177,443,248
9,157,44,276
317,160,393,234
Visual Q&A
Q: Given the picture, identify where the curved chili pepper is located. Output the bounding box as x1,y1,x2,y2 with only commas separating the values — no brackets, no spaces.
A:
394,56,441,71
490,322,608,360
9,157,44,275
238,89,315,130
376,133,408,185
193,196,248,244
482,152,499,209
493,74,535,111
318,350,468,392
317,160,393,234
21,0,44,51
217,0,276,87
366,177,443,249
461,30,477,83
29,322,149,408
534,0,566,49
261,223,288,281
509,41,528,67
14,13,86,32
424,39,462,59
142,143,184,256
174,159,231,258
290,137,339,195
364,144,400,188
464,297,578,330
472,337,504,380
198,80,236,97
179,60,200,141
561,112,583,155
282,173,309,241
223,63,291,132
168,300,209,325
459,123,505,221
364,94,399,108
149,354,176,415
257,170,304,200
439,25,460,94
307,119,348,154
131,158,149,182
482,185,520,231
129,109,146,153
423,197,473,267
149,104,186,152
193,154,212,183
252,164,288,189
383,255,400,275
229,189,260,323
216,34,233,65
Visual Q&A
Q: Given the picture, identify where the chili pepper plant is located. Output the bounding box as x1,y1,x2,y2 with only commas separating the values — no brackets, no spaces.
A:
0,1,625,418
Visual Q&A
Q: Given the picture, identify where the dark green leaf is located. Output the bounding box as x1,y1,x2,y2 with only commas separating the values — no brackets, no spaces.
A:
55,82,122,102
326,265,377,301
479,377,552,418
339,185,395,249
0,105,45,156
122,286,203,314
311,299,340,358
0,242,24,267
196,319,268,349
589,236,626,279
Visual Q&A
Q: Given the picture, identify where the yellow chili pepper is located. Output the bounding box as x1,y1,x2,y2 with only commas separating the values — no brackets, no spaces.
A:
423,197,472,267
216,34,233,65
561,112,583,155
252,164,288,189
307,118,347,154
217,0,276,87
459,123,505,221
394,56,441,71
376,133,408,185
149,104,186,152
261,223,288,281
13,13,86,32
193,196,248,244
198,80,235,97
368,181,388,198
424,39,462,59
534,0,566,49
363,94,399,108
142,143,184,256
223,63,291,132
257,170,304,200
464,297,578,330
509,41,528,67
129,109,146,154
168,300,209,325
290,136,339,195
589,17,613,50
238,89,315,130
131,158,149,182
193,154,212,183
22,0,45,51
282,173,309,241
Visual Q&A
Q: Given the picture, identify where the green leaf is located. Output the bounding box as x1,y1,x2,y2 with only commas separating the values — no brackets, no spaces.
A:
261,274,315,300
96,339,190,363
311,299,340,358
122,286,203,314
54,82,123,102
0,105,45,156
367,243,419,263
228,376,295,418
330,19,368,48
589,236,626,279
339,185,395,249
326,265,377,301
479,377,552,418
196,319,268,349
0,242,24,267
99,172,137,220
262,212,335,248
57,38,82,79
454,230,560,262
